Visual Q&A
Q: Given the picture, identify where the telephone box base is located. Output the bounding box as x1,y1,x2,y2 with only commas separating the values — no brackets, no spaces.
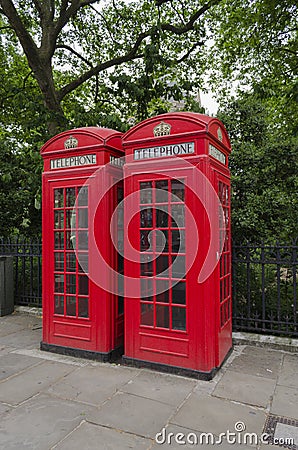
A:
40,342,123,363
122,349,233,380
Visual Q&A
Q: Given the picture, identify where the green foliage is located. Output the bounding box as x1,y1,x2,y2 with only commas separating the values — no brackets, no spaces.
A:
0,134,41,237
208,0,297,98
219,91,298,242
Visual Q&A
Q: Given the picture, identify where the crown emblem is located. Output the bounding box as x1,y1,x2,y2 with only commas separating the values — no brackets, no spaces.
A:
217,128,223,142
153,121,171,137
64,135,78,149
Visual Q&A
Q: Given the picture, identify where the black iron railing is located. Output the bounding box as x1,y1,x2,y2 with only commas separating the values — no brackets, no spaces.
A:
232,240,297,337
0,237,42,307
1,236,297,337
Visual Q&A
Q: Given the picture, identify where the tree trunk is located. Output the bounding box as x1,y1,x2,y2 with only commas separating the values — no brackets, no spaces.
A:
31,60,68,135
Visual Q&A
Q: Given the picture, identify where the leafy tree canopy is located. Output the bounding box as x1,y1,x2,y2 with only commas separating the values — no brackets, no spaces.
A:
219,89,298,242
0,0,218,134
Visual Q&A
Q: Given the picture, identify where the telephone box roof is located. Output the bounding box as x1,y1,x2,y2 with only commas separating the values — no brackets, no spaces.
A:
41,127,123,155
122,112,231,151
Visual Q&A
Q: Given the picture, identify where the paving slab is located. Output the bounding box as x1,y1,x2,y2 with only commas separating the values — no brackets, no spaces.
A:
0,319,25,337
13,348,89,366
0,393,96,450
271,385,298,420
241,346,283,359
0,352,43,381
0,313,41,328
120,370,196,406
48,364,140,406
193,378,216,395
88,391,175,438
0,360,75,405
277,353,298,389
152,423,256,449
226,349,282,379
0,328,42,349
171,392,267,437
0,345,16,356
0,401,11,416
212,370,276,408
54,420,152,449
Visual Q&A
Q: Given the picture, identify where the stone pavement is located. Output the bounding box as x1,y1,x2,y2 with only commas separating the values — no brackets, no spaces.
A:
0,312,297,450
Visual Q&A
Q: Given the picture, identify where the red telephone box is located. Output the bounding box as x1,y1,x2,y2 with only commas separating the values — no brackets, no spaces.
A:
122,113,232,379
40,127,124,360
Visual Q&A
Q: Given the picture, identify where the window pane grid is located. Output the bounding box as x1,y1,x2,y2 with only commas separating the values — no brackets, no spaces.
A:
139,179,186,332
218,181,231,327
53,186,89,319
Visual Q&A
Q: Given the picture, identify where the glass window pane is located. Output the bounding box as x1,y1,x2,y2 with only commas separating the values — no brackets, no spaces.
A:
140,230,151,251
156,255,169,277
172,282,186,304
140,182,152,204
118,296,124,315
78,231,88,250
78,186,88,206
117,186,124,203
79,275,89,295
66,210,76,229
156,206,168,227
66,274,76,294
156,230,168,253
66,231,76,250
172,255,186,278
172,307,186,330
66,187,76,207
54,252,64,271
141,278,153,300
171,230,185,253
54,274,64,293
54,188,64,208
66,296,76,316
155,180,168,203
78,253,89,273
54,232,64,250
54,295,64,315
78,209,88,228
54,211,64,229
156,305,169,328
78,297,89,318
140,256,153,276
156,279,169,303
220,256,224,278
66,252,76,271
140,208,153,228
171,180,185,201
171,204,185,227
141,303,154,326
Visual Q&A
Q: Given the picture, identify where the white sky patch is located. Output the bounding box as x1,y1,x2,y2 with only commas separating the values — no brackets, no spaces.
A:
200,90,219,116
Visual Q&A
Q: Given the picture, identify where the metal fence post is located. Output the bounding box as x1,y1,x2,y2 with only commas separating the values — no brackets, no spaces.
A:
0,256,14,316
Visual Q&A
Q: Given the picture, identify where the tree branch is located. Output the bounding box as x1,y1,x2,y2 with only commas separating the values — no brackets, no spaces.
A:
56,44,94,67
89,4,122,47
0,0,40,64
31,0,43,17
58,51,144,101
80,0,99,6
160,0,221,34
57,0,220,100
177,41,204,62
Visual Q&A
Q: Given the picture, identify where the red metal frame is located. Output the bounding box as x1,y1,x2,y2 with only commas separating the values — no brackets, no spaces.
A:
122,113,232,376
41,127,124,358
